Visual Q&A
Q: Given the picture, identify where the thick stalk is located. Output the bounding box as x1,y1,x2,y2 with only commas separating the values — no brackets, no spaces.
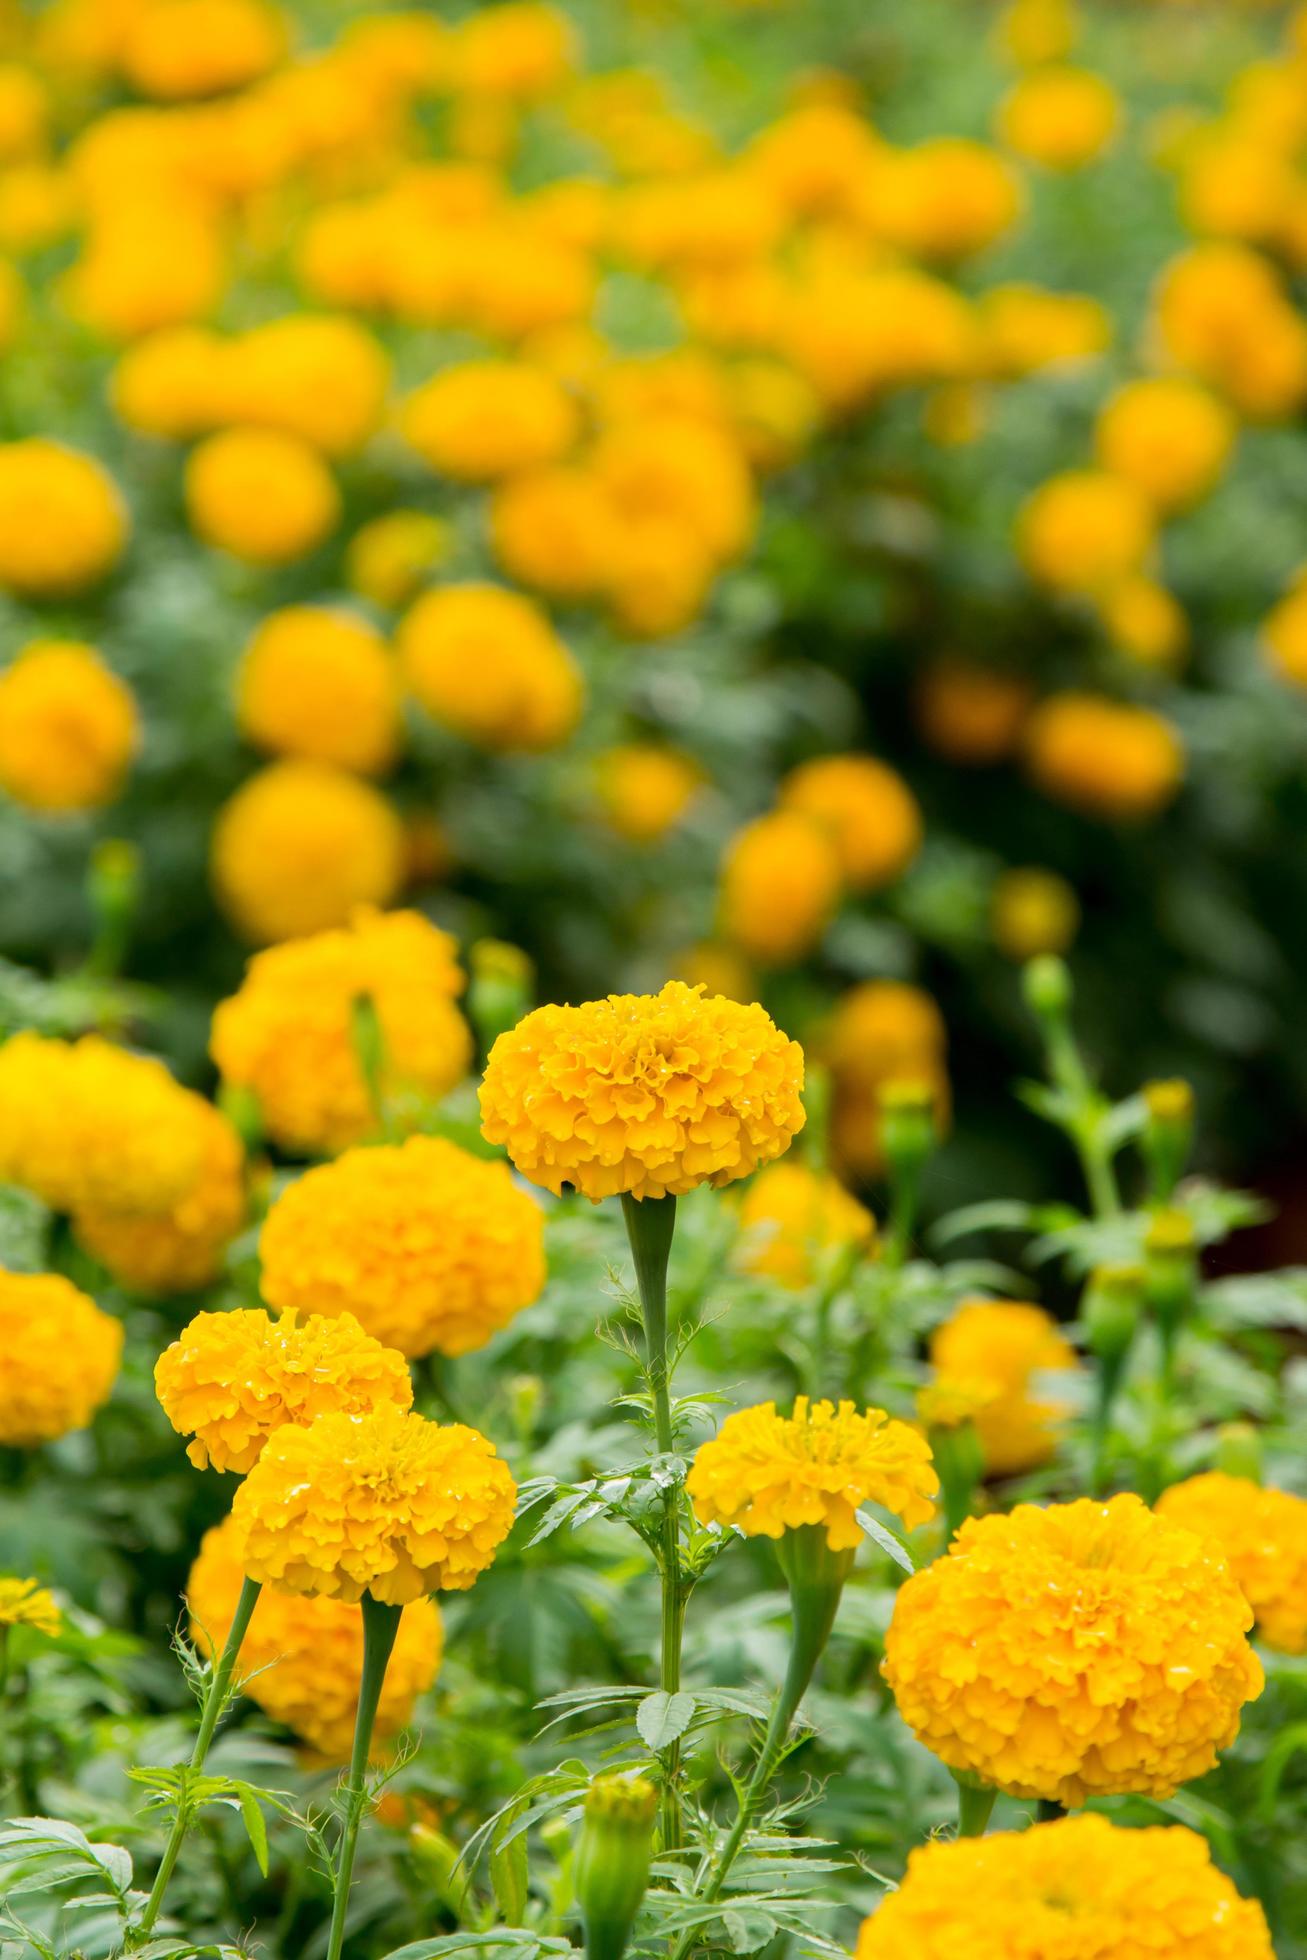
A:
136,1577,261,1941
621,1194,684,1849
325,1596,404,1960
955,1778,996,1838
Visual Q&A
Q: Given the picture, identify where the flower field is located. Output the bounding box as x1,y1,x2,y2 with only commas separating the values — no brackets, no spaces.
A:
4,0,1307,1956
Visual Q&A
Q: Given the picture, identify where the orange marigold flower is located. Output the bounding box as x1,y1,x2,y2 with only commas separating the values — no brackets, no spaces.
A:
719,811,843,967
779,754,921,892
185,427,340,566
0,439,128,598
236,607,402,778
929,1298,1078,1476
399,582,584,752
736,1162,875,1290
687,1397,937,1550
0,640,138,813
1025,691,1184,823
479,979,805,1202
73,1098,246,1295
914,660,1033,765
400,359,579,482
1017,469,1154,598
883,1494,1264,1804
231,1403,517,1604
1157,1472,1307,1656
0,1271,123,1447
259,1136,545,1359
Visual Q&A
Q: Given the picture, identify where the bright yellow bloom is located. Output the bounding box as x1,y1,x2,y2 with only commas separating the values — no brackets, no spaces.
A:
977,283,1111,378
490,466,620,600
1095,378,1235,514
211,760,405,944
259,1136,545,1360
998,66,1120,170
0,440,128,597
995,0,1078,67
399,583,583,752
0,1272,123,1447
400,360,579,482
237,607,401,778
0,1032,210,1216
73,1098,245,1296
823,981,950,1180
0,641,138,814
719,811,842,967
62,199,227,342
226,316,391,459
1025,692,1184,822
736,1162,874,1289
210,907,471,1156
119,0,284,100
155,1306,413,1474
0,65,48,160
1017,470,1154,598
1158,1472,1307,1656
188,1515,442,1761
111,327,232,440
1263,581,1307,687
592,745,702,843
785,266,977,414
860,138,1023,263
929,1299,1078,1476
1155,242,1307,422
882,1494,1263,1803
591,415,755,571
855,1813,1273,1960
452,2,576,100
0,1577,61,1638
779,755,921,893
345,511,450,612
914,661,1033,764
1099,575,1188,669
186,427,340,565
479,979,805,1202
232,1403,517,1604
991,869,1080,963
688,1397,937,1550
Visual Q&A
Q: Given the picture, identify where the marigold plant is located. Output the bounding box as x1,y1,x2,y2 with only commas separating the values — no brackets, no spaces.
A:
0,1271,123,1447
1158,1472,1307,1656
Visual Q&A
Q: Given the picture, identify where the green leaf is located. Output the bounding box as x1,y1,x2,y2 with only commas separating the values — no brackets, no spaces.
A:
236,1785,269,1878
723,1908,779,1953
636,1690,695,1753
855,1511,916,1575
489,1806,529,1927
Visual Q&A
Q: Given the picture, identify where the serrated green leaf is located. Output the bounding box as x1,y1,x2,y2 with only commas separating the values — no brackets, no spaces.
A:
636,1690,695,1752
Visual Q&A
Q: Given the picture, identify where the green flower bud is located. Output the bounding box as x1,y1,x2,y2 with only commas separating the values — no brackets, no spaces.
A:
1215,1421,1263,1484
469,939,534,1053
1144,1208,1197,1340
86,837,141,978
1022,953,1072,1022
574,1774,656,1960
1084,1264,1143,1369
1142,1078,1194,1201
878,1078,937,1187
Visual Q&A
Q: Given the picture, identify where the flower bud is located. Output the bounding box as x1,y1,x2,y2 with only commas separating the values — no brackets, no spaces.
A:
1215,1421,1263,1484
1144,1209,1197,1346
508,1372,543,1442
1142,1078,1194,1201
574,1774,657,1960
878,1077,936,1187
86,837,141,977
1083,1264,1142,1369
470,938,534,1053
1022,953,1072,1022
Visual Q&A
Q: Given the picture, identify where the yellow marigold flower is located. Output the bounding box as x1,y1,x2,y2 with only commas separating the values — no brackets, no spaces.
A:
0,65,47,160
110,326,231,440
997,66,1120,171
0,1576,61,1638
62,199,227,343
0,1031,209,1215
824,982,950,1181
400,360,579,482
591,415,756,570
73,1100,245,1296
399,583,584,753
186,427,340,566
232,1403,517,1604
1155,242,1307,423
119,0,284,100
1158,1472,1307,1656
156,1306,413,1474
259,1136,545,1360
779,754,921,893
1095,378,1235,515
914,660,1033,764
225,316,391,460
855,1813,1274,1960
452,2,576,100
0,164,74,254
915,1376,999,1433
1099,575,1189,670
0,640,138,814
929,1298,1078,1476
991,867,1080,963
0,1272,123,1447
785,266,977,414
211,760,404,944
1263,581,1307,686
236,607,401,778
188,1515,442,1761
592,744,702,843
688,1397,937,1550
0,440,128,597
1017,469,1154,598
603,514,715,639
1025,691,1184,823
719,811,842,967
882,1493,1263,1803
670,941,755,1005
345,510,450,612
479,979,805,1202
489,466,620,601
859,138,1024,263
210,907,471,1156
736,1162,874,1289
995,0,1078,67
977,283,1111,379
1180,135,1296,250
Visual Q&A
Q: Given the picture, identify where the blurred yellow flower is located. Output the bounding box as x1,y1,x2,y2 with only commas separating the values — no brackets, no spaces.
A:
119,0,284,100
400,360,579,481
1095,377,1235,513
0,1271,123,1448
0,1576,61,1638
719,810,843,967
237,607,401,777
929,1298,1078,1475
111,326,231,439
0,640,138,814
74,1098,246,1296
736,1161,875,1289
1158,1472,1307,1655
490,465,620,600
592,744,702,843
186,426,340,565
0,440,128,596
780,754,921,892
998,65,1120,169
1025,691,1184,822
1017,469,1154,597
226,315,391,459
399,582,583,752
914,660,1033,764
346,511,451,612
977,283,1111,378
1099,575,1189,669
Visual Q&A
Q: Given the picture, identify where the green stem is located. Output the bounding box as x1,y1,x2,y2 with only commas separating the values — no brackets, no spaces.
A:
955,1778,996,1838
136,1577,262,1942
325,1596,404,1960
882,1171,921,1270
1076,1122,1121,1220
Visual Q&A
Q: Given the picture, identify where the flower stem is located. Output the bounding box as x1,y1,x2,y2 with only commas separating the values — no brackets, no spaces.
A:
954,1777,996,1838
620,1192,684,1851
325,1595,404,1960
136,1576,261,1942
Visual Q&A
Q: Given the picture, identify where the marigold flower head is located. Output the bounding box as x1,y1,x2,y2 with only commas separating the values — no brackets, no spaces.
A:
1154,242,1307,422
1017,469,1154,598
226,315,391,459
719,811,842,967
592,745,702,843
73,1098,246,1295
0,1271,123,1447
1099,575,1188,670
345,510,450,612
479,979,804,1201
779,754,921,893
186,427,341,565
929,1298,1078,1476
1095,377,1235,515
260,1136,545,1359
188,1515,441,1760
111,326,232,439
119,0,284,100
237,607,402,778
883,1494,1264,1803
1158,1472,1307,1656
991,867,1080,963
0,640,138,814
155,1306,414,1474
977,283,1111,379
688,1398,937,1550
855,1813,1274,1960
824,980,948,1097
0,1576,62,1638
211,760,405,944
452,2,576,100
591,414,755,570
399,582,584,752
1261,579,1307,687
0,440,128,597
490,465,621,601
860,137,1023,263
736,1162,875,1290
232,1403,517,1604
1025,691,1184,823
914,660,1033,765
0,1031,211,1216
400,360,579,482
998,65,1120,170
